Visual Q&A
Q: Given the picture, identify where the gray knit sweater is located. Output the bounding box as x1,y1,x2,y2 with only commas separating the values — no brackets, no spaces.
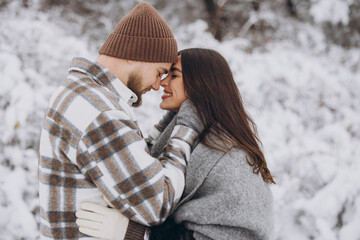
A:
151,117,274,240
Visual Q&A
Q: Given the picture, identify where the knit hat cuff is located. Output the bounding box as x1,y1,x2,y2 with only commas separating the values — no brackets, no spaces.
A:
99,33,178,63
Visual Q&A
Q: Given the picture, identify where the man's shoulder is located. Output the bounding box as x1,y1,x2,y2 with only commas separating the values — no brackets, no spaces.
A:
59,71,121,110
45,75,126,134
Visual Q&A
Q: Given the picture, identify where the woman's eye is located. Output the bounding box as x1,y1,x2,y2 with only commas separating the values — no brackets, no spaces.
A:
171,75,177,78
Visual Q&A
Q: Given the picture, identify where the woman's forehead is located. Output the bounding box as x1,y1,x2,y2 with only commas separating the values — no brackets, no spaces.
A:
172,55,182,70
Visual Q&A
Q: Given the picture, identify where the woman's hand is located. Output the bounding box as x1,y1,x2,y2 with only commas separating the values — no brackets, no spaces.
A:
76,201,129,240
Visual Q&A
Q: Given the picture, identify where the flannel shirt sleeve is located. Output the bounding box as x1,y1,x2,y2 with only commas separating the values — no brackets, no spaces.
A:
76,110,198,226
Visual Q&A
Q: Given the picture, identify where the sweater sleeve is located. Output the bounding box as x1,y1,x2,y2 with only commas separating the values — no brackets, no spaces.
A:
123,221,148,240
145,111,176,149
76,110,198,226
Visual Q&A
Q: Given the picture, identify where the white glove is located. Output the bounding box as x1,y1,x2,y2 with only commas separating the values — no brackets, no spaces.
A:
103,195,115,208
76,201,129,240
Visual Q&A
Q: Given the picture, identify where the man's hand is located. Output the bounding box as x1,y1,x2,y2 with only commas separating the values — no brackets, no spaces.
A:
76,202,129,240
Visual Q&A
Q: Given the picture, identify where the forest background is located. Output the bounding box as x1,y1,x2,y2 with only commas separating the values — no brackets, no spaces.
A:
0,0,359,239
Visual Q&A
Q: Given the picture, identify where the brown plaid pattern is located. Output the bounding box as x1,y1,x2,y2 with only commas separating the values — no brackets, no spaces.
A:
39,57,198,239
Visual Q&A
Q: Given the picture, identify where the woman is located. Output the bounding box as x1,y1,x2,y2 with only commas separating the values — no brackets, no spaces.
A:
76,48,275,240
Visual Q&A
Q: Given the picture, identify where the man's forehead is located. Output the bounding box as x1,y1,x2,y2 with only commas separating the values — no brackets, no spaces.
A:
160,63,172,72
159,66,169,73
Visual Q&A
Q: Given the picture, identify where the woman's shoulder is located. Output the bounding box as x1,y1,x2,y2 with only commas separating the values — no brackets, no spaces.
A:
213,147,259,176
203,145,269,190
195,136,251,163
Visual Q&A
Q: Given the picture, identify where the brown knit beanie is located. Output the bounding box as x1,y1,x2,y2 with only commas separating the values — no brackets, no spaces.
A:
99,2,178,63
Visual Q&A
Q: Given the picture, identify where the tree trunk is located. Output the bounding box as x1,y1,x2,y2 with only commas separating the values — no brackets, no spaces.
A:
203,0,224,41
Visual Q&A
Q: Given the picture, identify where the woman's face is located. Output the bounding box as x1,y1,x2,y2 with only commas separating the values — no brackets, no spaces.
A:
160,56,187,112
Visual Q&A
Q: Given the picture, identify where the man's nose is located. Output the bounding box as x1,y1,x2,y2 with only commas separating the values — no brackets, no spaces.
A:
152,78,160,91
160,75,169,87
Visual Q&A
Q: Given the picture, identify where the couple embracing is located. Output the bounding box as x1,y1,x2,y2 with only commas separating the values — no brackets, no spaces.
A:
39,2,275,240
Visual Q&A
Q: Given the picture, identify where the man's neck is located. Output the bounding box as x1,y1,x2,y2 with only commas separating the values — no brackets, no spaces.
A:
96,55,128,86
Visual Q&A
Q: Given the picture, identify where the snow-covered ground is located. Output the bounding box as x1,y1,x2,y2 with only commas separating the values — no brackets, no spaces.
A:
0,1,359,239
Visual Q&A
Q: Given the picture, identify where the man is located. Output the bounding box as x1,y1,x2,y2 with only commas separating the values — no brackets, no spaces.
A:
39,2,202,239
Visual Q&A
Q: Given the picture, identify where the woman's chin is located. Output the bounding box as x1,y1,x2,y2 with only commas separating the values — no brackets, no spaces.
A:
159,103,168,110
159,104,179,113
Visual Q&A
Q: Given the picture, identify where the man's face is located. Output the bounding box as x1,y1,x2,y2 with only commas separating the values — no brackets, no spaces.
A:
127,62,171,107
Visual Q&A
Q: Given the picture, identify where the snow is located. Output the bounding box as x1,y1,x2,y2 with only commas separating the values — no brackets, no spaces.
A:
0,1,359,240
310,0,354,25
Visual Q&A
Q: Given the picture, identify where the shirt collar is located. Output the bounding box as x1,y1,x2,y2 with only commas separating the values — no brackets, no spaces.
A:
68,57,138,106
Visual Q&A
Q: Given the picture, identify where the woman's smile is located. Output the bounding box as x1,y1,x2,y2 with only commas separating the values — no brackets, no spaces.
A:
161,90,173,99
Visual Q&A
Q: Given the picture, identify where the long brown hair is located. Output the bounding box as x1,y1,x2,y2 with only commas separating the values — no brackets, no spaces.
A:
179,48,275,184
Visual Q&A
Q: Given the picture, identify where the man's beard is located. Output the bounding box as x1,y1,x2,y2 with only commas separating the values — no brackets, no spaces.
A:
127,71,143,107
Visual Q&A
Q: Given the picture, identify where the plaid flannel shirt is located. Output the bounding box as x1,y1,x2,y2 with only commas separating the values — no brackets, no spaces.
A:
39,57,198,239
